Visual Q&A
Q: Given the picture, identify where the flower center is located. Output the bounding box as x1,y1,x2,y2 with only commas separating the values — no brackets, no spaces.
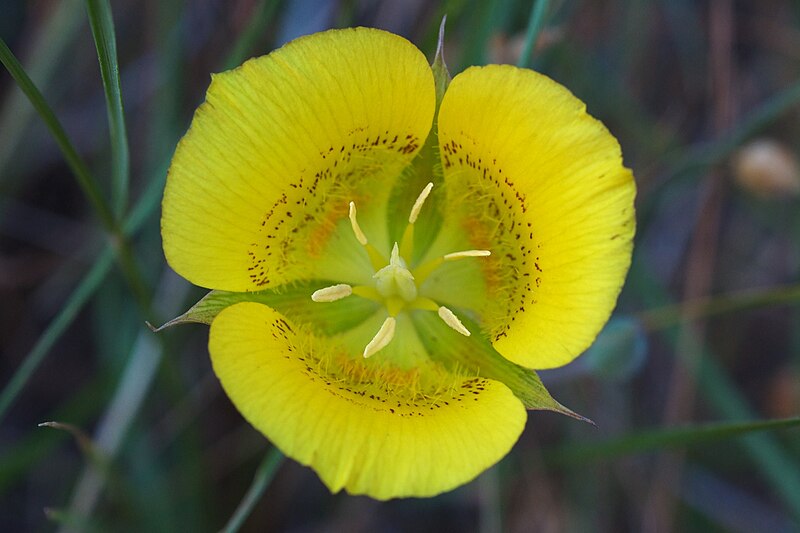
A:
311,183,490,358
374,243,417,303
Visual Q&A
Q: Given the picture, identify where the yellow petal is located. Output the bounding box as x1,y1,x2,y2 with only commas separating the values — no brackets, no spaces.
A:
209,302,526,499
163,28,435,291
437,65,635,369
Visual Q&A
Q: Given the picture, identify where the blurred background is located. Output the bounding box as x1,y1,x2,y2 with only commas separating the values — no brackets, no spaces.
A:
2,0,800,531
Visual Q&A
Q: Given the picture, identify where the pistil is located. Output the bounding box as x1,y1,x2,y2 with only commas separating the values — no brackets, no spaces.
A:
373,243,417,302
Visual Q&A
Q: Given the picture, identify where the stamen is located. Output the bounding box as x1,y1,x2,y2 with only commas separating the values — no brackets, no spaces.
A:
444,250,491,261
438,306,471,336
408,182,434,224
311,284,353,302
348,201,368,245
412,249,492,285
363,316,396,358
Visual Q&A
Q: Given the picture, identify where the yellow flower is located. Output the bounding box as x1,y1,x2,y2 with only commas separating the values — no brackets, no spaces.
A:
161,27,635,499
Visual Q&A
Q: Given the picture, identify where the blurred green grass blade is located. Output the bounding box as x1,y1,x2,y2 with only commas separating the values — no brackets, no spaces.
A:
0,151,165,426
63,308,167,525
0,39,152,321
45,507,102,532
39,422,111,474
0,37,116,231
85,0,130,217
0,250,114,424
643,76,800,221
126,159,168,235
0,0,84,177
221,448,285,533
707,77,800,161
458,0,514,68
61,4,284,524
641,282,800,331
517,0,549,67
630,265,800,519
547,417,800,466
0,376,111,494
223,0,282,71
700,356,800,519
127,431,181,531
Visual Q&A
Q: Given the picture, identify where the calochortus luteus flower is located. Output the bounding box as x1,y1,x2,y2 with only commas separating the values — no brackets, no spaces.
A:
161,26,635,499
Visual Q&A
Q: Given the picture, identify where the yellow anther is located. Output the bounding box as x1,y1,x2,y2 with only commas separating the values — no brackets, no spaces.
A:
311,284,353,302
363,316,396,358
438,306,471,336
348,201,368,245
444,250,491,261
414,249,491,285
408,182,434,224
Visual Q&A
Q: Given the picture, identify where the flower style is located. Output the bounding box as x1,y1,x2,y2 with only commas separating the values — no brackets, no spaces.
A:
161,27,635,499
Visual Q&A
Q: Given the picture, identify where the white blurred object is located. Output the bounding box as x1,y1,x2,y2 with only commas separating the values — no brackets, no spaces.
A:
733,138,800,198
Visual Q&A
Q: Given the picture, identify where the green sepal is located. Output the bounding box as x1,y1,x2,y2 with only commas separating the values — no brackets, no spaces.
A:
153,280,379,335
431,16,451,110
383,17,452,263
385,135,445,264
410,310,591,422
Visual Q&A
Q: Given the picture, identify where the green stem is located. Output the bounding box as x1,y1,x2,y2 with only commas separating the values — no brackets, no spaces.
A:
59,2,283,526
547,417,800,466
0,158,166,426
630,266,800,520
517,0,549,67
0,36,153,320
221,448,285,533
0,37,117,233
113,234,154,315
642,77,800,221
640,282,800,331
85,0,130,217
0,0,84,177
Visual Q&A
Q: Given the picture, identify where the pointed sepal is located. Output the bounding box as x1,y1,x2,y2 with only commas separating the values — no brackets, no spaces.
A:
151,281,379,335
432,16,452,109
411,310,592,423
